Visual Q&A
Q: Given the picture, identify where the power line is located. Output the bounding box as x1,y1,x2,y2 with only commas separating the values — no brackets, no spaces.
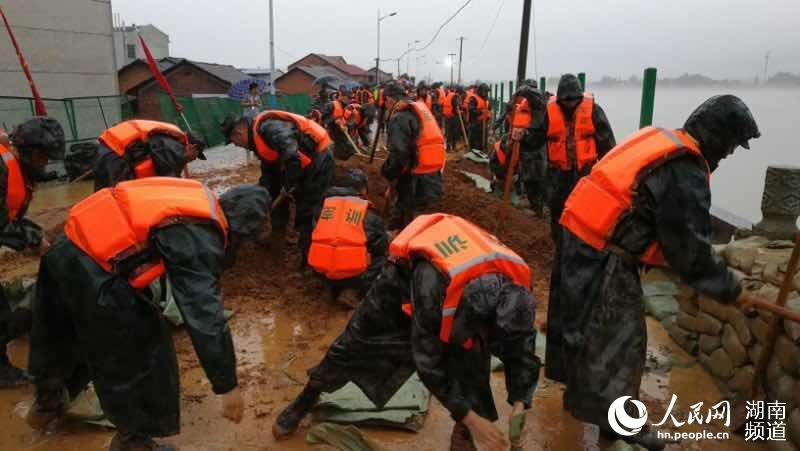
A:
477,0,505,57
391,0,473,61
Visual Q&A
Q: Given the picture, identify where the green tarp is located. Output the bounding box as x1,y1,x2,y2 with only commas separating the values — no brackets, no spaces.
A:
314,373,430,432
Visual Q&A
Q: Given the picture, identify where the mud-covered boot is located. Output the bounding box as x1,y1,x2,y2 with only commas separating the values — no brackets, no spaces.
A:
109,432,177,451
0,353,28,388
450,422,478,451
272,386,321,440
26,384,68,429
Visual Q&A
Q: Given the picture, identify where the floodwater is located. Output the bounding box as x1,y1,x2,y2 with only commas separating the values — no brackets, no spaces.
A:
584,85,799,224
0,145,771,450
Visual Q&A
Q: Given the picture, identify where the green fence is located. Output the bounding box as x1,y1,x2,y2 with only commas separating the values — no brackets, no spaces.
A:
0,95,132,143
157,93,313,147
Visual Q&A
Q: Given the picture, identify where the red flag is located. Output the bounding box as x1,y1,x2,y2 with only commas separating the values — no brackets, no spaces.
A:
138,33,182,112
0,7,47,116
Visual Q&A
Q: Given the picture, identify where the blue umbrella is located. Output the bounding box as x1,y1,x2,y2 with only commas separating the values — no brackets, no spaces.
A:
228,78,267,101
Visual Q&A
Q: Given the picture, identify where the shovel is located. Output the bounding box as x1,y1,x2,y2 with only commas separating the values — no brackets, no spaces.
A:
730,232,800,431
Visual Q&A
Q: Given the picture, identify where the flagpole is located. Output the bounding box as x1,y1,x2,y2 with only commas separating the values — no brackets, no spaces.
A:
0,7,47,116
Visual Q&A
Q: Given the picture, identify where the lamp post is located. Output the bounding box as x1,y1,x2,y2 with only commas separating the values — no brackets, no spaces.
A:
376,10,397,85
407,39,420,79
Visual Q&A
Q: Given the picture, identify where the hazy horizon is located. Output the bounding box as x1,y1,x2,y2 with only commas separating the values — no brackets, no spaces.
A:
110,0,800,82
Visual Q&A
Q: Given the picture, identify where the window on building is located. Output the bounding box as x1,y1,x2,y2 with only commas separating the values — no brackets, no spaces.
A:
127,44,136,59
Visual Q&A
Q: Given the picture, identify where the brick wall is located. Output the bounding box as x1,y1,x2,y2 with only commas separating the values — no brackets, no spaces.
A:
275,71,317,96
118,64,153,95
134,65,229,120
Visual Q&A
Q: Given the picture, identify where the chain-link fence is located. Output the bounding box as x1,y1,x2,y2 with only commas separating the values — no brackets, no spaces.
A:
157,93,313,147
0,95,133,143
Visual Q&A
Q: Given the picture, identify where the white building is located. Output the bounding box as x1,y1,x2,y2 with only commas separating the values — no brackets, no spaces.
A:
0,0,118,98
113,23,169,69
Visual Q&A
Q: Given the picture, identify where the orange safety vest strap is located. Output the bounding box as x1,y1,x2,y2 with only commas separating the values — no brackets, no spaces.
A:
65,178,228,289
494,141,507,166
559,127,707,266
547,94,596,171
99,120,188,157
392,214,530,349
0,145,27,222
308,196,371,280
253,111,331,168
396,101,446,175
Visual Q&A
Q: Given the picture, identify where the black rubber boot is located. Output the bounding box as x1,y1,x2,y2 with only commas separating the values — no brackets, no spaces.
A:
26,384,68,430
272,386,321,440
0,353,27,388
450,422,478,451
109,432,177,451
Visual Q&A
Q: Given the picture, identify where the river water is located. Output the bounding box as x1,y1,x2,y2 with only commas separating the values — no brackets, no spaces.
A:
584,85,799,224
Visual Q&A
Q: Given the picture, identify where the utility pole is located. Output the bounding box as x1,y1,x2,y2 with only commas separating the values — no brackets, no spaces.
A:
516,0,532,85
448,53,457,85
763,51,770,85
377,10,398,85
268,0,276,108
457,36,465,85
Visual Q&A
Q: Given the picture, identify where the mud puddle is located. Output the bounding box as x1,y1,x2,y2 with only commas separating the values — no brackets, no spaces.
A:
0,155,767,450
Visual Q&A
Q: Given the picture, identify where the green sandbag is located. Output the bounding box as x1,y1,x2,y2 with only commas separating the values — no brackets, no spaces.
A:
509,413,526,451
306,422,384,451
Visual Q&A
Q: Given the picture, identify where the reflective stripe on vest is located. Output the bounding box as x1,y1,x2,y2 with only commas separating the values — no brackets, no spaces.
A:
559,126,708,266
394,101,446,175
64,177,229,289
252,110,332,168
0,145,27,222
98,120,188,181
308,196,371,280
390,213,531,349
547,93,597,171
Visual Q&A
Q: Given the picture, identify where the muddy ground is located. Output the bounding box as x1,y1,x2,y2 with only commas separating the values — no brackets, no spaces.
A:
0,147,764,450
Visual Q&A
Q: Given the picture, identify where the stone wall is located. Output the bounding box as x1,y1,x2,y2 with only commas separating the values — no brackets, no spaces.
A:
650,236,800,450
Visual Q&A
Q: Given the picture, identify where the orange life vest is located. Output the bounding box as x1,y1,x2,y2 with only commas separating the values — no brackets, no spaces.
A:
546,93,597,171
308,196,371,280
560,127,709,266
512,98,532,130
345,104,365,128
330,100,345,121
443,92,457,118
393,101,446,175
64,177,229,289
417,94,433,112
437,87,447,110
252,110,332,168
0,144,28,222
463,93,491,122
493,140,507,167
361,89,375,105
98,120,188,179
377,89,385,108
390,214,531,349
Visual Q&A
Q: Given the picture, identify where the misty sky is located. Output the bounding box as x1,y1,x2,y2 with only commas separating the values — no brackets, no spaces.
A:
111,0,799,83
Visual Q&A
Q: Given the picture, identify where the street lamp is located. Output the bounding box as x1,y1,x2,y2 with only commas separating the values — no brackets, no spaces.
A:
376,10,397,85
407,39,421,79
